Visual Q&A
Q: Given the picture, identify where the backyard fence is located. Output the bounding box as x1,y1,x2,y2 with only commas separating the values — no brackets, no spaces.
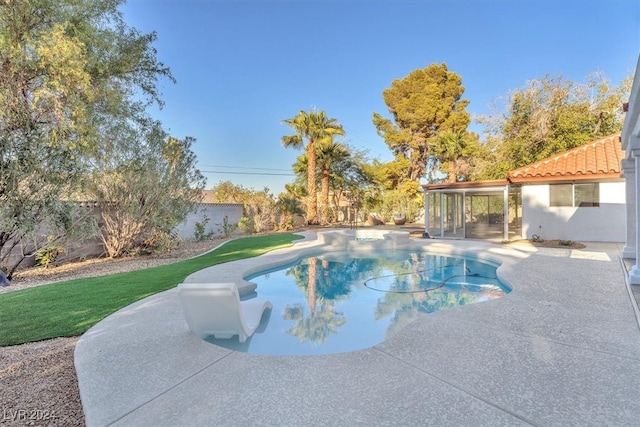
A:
5,203,245,270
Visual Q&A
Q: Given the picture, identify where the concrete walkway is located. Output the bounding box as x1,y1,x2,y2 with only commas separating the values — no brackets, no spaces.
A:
75,234,640,426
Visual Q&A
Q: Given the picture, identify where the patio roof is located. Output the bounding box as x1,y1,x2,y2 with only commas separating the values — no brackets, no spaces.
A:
421,179,508,192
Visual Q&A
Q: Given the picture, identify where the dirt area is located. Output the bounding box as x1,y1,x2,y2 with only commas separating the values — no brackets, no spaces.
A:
1,338,84,426
503,238,587,249
0,238,227,426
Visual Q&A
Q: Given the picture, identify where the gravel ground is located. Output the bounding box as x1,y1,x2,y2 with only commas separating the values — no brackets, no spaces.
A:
0,239,226,427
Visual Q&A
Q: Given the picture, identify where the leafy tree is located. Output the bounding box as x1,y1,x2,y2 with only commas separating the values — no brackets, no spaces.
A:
363,158,408,191
281,108,345,224
0,0,173,272
326,148,375,223
475,73,631,179
87,122,205,257
244,188,278,233
375,188,423,223
0,201,97,278
358,158,423,223
208,180,254,203
373,63,470,184
208,181,277,233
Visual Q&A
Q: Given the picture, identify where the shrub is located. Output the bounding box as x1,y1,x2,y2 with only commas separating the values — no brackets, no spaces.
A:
219,215,238,238
35,246,64,268
194,215,214,241
143,231,180,253
279,218,295,231
238,216,253,234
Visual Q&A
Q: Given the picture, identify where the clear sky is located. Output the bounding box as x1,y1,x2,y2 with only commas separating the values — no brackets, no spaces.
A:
120,0,640,195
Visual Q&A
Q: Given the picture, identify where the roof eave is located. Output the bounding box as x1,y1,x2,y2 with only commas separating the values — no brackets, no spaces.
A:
507,172,624,184
421,180,509,191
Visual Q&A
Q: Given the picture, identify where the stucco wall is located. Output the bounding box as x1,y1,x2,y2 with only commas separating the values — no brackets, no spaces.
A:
522,181,626,242
5,203,246,270
175,203,244,240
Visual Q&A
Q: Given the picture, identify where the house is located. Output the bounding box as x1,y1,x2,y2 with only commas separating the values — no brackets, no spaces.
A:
621,55,640,285
422,134,626,243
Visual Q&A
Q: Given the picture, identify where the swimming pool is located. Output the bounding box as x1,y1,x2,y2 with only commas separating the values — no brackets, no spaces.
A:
206,250,509,356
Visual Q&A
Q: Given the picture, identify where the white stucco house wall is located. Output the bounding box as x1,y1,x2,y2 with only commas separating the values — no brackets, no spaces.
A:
517,181,626,242
508,134,626,242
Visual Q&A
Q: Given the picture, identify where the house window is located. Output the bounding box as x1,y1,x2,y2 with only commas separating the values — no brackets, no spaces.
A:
549,184,572,207
549,183,599,207
574,183,599,207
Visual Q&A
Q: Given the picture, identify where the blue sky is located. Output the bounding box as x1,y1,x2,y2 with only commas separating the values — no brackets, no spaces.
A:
120,0,640,195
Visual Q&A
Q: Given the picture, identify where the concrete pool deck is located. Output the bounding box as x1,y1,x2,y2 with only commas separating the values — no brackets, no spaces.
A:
75,233,640,426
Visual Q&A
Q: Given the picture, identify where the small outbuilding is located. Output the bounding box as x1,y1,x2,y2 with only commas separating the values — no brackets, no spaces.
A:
422,134,626,243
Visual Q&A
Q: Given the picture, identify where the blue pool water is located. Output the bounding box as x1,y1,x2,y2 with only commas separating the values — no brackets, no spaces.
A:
205,250,509,356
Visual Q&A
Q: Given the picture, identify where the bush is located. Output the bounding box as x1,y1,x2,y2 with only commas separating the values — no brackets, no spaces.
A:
279,218,295,231
35,246,64,268
144,231,180,253
194,215,214,241
238,216,253,234
373,189,423,223
218,215,238,238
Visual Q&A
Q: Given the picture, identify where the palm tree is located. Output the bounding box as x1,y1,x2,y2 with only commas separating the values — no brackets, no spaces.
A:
292,141,354,225
316,138,350,224
281,108,345,224
284,182,306,201
276,194,304,230
433,130,479,183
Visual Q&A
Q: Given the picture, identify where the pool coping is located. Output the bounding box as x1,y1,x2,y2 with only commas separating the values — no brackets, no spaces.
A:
75,232,640,426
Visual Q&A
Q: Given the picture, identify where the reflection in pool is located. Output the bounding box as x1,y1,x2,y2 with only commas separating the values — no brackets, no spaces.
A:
205,250,509,356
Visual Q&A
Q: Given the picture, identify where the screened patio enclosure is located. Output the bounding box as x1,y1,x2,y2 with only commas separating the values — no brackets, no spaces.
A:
422,182,522,241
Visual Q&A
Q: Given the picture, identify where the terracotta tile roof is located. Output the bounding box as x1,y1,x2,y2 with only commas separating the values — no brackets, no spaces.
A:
507,134,624,183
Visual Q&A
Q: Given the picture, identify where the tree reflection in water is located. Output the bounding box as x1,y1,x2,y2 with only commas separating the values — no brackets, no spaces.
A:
282,256,379,344
368,254,504,338
247,251,506,352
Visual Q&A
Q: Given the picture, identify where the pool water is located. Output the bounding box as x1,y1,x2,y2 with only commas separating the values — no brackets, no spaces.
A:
205,250,509,356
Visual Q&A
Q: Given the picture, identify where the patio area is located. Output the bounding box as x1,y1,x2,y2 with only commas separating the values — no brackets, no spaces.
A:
75,232,640,426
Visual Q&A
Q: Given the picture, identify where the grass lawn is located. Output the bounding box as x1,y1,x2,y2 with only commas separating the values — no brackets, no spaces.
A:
0,233,303,346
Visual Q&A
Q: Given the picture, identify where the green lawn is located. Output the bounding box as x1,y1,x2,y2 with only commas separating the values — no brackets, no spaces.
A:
0,233,303,346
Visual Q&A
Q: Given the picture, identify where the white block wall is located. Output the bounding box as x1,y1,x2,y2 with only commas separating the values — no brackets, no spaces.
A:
521,181,626,242
175,203,244,240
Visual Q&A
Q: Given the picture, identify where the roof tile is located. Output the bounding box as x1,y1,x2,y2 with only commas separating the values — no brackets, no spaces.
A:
508,134,624,182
